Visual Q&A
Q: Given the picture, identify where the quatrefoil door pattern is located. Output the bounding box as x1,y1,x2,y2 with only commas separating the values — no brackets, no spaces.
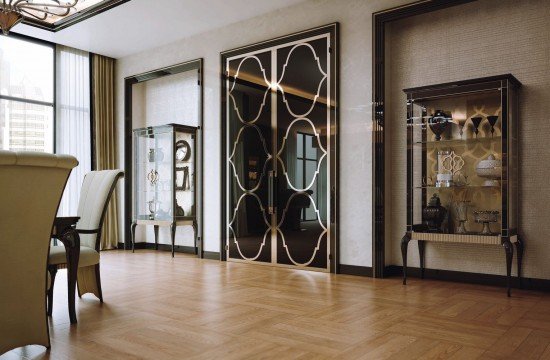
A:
223,24,338,272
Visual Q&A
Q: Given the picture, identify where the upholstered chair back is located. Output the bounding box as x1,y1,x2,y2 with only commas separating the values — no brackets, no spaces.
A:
76,170,123,249
0,151,77,355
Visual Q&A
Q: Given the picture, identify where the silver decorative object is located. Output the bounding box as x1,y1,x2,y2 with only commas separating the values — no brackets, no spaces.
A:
146,169,159,185
476,154,501,187
454,201,470,234
474,210,499,235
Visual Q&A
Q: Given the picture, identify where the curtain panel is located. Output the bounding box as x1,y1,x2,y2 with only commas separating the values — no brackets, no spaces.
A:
56,45,91,216
92,54,119,250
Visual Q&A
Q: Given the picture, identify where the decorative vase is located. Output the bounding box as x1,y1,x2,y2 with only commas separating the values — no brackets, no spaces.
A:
454,201,470,234
428,110,450,141
471,117,483,138
476,154,501,186
156,148,164,162
422,193,447,232
487,115,498,137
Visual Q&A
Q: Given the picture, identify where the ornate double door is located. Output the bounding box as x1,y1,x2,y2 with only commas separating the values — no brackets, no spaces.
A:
223,25,338,272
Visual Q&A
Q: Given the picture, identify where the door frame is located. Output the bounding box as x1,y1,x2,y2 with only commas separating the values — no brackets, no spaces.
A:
372,0,478,277
220,23,339,272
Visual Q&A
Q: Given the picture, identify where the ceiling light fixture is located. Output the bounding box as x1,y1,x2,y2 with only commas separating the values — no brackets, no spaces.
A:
0,0,78,35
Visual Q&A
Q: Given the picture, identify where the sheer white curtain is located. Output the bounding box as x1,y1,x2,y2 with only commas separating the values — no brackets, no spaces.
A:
56,45,91,216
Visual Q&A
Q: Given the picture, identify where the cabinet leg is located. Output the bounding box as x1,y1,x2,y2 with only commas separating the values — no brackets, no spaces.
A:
503,238,514,297
154,225,159,251
131,222,137,253
515,237,524,289
170,222,176,258
401,233,411,285
192,221,198,256
418,240,426,279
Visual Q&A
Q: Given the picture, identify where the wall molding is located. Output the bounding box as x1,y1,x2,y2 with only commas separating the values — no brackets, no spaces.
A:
385,266,550,292
339,264,373,277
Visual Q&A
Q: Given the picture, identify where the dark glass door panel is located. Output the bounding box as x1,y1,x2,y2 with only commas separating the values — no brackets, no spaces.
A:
227,51,272,263
224,27,336,272
275,37,330,268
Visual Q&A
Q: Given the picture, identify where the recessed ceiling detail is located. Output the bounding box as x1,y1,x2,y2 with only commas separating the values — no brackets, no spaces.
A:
0,0,129,34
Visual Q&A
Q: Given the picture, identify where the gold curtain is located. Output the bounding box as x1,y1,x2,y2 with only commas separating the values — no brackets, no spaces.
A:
92,54,119,250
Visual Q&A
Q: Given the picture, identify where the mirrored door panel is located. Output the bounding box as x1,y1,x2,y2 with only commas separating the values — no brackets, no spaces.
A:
275,37,330,269
223,24,337,272
226,51,273,263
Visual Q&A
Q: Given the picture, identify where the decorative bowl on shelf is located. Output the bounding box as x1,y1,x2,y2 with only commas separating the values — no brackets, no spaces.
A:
474,210,499,235
428,110,451,141
476,154,501,186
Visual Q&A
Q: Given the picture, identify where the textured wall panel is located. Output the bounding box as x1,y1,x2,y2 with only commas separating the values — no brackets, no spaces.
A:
387,0,550,279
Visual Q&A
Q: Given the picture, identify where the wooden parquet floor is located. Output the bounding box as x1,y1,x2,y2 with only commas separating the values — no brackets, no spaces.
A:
2,250,550,359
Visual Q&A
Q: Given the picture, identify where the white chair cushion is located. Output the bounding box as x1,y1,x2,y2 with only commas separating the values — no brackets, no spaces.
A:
49,246,100,267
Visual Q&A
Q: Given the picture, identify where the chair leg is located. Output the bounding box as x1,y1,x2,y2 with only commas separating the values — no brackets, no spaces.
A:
95,263,103,303
47,266,58,316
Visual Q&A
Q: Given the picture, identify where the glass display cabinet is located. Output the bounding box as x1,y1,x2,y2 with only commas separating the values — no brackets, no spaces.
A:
131,124,199,257
401,74,522,296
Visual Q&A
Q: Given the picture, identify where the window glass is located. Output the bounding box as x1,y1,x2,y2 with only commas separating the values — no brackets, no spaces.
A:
0,36,54,152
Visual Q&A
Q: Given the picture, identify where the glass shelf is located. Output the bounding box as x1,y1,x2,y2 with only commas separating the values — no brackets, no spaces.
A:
413,136,501,147
415,185,500,190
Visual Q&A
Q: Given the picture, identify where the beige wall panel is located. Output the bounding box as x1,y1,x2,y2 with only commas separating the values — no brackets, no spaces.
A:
386,0,550,279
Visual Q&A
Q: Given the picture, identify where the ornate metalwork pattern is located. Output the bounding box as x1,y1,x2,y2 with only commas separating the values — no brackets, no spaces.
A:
223,25,337,272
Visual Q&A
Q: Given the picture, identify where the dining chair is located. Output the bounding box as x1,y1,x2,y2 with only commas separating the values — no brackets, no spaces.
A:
47,170,123,316
0,151,77,355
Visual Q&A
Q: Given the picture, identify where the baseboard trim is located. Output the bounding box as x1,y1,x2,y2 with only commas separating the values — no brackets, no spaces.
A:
132,242,198,254
203,251,220,260
339,264,373,277
385,265,550,292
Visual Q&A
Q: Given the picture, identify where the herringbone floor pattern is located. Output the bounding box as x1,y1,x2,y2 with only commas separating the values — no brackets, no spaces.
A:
3,250,550,359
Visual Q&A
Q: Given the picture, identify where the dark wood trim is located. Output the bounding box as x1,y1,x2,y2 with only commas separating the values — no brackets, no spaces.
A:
133,242,198,255
372,0,478,278
338,265,373,277
20,0,130,32
203,251,221,260
220,23,339,272
123,59,204,257
385,266,550,292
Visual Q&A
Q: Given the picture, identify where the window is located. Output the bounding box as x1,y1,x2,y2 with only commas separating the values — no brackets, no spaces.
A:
0,35,54,153
56,46,91,216
0,36,92,216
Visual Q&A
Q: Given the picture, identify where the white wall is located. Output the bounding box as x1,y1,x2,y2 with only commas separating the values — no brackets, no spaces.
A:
115,0,412,266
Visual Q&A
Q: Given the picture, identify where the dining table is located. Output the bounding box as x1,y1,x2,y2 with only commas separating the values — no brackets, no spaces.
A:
51,216,80,324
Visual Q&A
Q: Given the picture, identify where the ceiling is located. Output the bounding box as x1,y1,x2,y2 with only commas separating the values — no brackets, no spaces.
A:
12,0,306,58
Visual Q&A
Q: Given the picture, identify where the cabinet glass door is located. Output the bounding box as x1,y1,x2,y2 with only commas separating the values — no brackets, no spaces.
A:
225,29,336,272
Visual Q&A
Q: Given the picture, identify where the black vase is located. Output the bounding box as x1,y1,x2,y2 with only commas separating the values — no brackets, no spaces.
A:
422,194,447,232
428,110,450,141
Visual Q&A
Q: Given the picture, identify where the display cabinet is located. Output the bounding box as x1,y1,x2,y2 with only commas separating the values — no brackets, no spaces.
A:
401,74,522,296
131,124,199,257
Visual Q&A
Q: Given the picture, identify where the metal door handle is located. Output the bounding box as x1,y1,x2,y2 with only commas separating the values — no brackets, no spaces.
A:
268,171,276,214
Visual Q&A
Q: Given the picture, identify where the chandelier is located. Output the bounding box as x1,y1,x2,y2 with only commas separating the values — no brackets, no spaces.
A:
0,0,78,35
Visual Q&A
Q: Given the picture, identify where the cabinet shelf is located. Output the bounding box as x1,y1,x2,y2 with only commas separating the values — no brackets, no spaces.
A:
413,136,501,147
415,185,500,190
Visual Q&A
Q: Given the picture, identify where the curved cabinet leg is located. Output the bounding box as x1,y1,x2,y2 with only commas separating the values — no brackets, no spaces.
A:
131,222,137,253
401,233,411,285
503,238,514,297
418,240,426,279
170,222,176,258
515,237,524,289
154,225,159,251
